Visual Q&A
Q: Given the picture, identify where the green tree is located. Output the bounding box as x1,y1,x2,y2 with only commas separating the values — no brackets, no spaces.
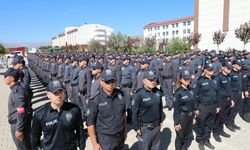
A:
141,36,156,53
0,43,6,54
88,39,105,52
213,30,226,52
107,32,127,51
235,21,250,49
166,38,191,54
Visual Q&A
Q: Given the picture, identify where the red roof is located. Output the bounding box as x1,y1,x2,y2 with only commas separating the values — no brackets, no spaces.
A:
143,16,194,29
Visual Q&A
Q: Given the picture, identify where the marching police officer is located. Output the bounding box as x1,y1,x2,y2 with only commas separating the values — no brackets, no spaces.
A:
4,68,31,150
136,57,150,90
31,80,85,150
63,56,73,102
87,69,127,150
173,70,196,150
132,70,164,150
57,56,65,83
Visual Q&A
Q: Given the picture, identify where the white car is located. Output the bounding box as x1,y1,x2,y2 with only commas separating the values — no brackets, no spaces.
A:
5,51,23,58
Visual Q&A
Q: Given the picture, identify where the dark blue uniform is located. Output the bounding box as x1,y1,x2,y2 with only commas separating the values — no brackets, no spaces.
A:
173,86,196,150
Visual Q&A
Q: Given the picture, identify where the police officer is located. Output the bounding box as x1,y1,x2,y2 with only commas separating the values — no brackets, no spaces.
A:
4,68,31,150
194,63,219,150
90,62,103,98
173,70,196,150
63,56,73,102
50,56,58,81
159,52,176,110
107,55,121,87
87,69,127,150
213,61,234,142
121,55,136,123
78,56,92,116
225,59,243,131
70,58,80,104
132,70,164,150
136,57,150,90
57,56,65,83
242,55,250,121
31,80,85,150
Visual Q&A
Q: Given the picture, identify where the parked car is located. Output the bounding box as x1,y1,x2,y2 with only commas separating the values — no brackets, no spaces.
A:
5,51,23,58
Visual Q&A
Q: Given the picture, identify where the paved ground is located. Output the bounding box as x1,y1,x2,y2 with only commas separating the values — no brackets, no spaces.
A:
0,67,250,150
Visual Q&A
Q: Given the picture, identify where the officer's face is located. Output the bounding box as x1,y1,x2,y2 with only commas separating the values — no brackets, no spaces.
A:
180,78,190,87
4,76,14,85
140,63,149,70
47,89,65,105
100,80,116,93
222,67,231,74
233,64,241,71
204,69,214,77
92,69,101,76
143,78,157,89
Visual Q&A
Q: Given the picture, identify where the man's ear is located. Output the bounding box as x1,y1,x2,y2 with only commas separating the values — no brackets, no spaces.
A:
47,92,51,99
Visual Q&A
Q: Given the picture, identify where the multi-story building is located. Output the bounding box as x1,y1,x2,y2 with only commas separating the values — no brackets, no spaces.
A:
194,0,250,50
52,24,114,47
143,16,194,44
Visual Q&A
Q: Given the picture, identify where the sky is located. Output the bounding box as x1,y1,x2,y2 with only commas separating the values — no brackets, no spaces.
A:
0,0,194,43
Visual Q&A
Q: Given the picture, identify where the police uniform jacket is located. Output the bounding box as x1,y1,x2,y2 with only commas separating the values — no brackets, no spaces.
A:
86,88,126,135
8,83,29,131
131,87,164,131
173,86,196,125
31,102,85,150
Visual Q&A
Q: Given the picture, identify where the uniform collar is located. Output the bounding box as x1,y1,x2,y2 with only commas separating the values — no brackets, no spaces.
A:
100,88,118,99
10,82,19,89
49,102,65,112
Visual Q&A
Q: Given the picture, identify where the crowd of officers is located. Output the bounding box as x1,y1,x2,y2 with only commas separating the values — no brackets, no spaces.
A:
4,49,250,150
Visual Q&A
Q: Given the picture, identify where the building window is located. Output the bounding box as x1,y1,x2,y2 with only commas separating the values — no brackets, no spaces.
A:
187,21,191,25
183,22,186,26
172,31,175,35
166,25,168,29
148,28,150,31
158,33,160,36
163,39,165,43
166,31,169,36
163,32,165,36
158,26,160,30
176,30,179,35
172,24,175,28
176,23,178,27
187,29,191,33
183,29,186,34
150,28,152,31
163,25,165,29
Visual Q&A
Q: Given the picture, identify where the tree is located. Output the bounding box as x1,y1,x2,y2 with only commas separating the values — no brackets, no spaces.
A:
107,32,127,51
142,36,156,52
0,43,6,54
235,21,250,49
166,38,191,54
213,30,226,52
131,37,142,50
88,39,105,52
187,32,201,51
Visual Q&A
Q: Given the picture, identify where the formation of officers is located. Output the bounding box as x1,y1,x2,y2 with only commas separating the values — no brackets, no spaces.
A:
4,49,250,150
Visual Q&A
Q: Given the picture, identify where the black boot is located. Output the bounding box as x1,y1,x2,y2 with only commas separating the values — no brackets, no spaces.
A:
232,123,241,130
220,130,231,138
198,141,205,150
204,140,215,149
226,125,236,132
213,133,222,142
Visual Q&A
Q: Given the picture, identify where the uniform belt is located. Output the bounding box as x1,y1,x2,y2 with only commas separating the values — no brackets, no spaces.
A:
142,120,160,129
180,111,193,116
